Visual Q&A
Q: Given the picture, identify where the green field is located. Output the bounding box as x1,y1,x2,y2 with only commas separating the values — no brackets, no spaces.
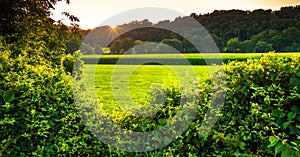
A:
81,52,300,65
84,64,220,109
83,52,300,108
82,52,299,59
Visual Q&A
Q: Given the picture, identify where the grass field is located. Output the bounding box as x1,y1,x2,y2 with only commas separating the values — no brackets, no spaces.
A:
82,52,299,109
82,52,299,58
81,52,300,65
83,64,220,109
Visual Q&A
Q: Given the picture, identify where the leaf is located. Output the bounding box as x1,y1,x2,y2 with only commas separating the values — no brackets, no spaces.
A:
275,142,285,155
289,126,300,135
287,112,296,120
295,72,300,78
291,106,300,113
239,142,246,150
3,90,14,103
279,112,286,118
290,76,300,88
281,147,293,157
31,110,36,115
233,151,241,156
268,136,279,148
272,109,281,117
283,122,289,129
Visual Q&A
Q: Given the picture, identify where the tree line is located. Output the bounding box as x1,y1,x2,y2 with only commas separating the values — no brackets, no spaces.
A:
75,5,300,54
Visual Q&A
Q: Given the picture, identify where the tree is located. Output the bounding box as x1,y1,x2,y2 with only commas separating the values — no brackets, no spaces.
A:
132,42,159,54
0,0,79,53
285,42,300,52
110,37,134,54
110,39,121,54
281,27,300,51
80,43,94,54
134,40,143,46
94,45,103,54
211,34,225,52
156,43,175,54
225,37,240,52
254,41,273,52
239,40,255,52
161,38,183,52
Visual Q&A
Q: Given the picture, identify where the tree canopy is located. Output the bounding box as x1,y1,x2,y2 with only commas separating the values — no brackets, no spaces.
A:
0,0,79,54
82,5,300,53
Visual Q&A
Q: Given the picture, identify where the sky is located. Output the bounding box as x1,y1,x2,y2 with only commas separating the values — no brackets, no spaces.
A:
51,0,300,29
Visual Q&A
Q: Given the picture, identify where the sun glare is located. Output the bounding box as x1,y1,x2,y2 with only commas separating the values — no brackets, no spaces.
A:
105,25,125,39
110,25,118,30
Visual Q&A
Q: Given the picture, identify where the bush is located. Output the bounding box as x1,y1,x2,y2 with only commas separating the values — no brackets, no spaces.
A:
0,38,108,156
98,53,300,156
210,53,300,156
1,37,299,157
165,53,299,156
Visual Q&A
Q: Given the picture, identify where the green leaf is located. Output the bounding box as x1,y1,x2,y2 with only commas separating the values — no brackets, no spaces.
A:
279,113,286,118
283,122,289,129
291,106,300,113
275,142,285,155
239,142,246,150
3,90,14,103
295,72,300,78
287,112,296,120
290,76,300,88
281,147,293,157
272,109,281,117
233,151,242,156
268,136,279,148
31,110,36,115
289,126,300,135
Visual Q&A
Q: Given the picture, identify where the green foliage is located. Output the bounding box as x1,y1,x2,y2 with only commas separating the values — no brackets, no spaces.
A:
1,26,300,157
0,0,79,54
238,40,255,53
225,37,240,52
209,53,300,156
81,53,300,156
65,30,84,54
94,45,103,54
87,6,300,53
110,37,134,54
254,41,274,52
134,40,143,46
161,38,183,52
0,37,100,156
80,42,94,54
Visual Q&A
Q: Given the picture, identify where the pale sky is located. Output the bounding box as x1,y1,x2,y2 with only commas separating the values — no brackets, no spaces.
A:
51,0,300,29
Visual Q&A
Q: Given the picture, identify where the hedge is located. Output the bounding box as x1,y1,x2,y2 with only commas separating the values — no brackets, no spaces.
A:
1,38,299,157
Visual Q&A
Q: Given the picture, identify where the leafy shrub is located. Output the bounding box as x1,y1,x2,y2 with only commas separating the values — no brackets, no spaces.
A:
99,53,299,156
209,53,300,156
165,53,300,156
0,37,108,156
1,36,299,157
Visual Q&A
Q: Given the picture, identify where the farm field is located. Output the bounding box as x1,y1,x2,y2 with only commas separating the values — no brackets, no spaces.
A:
82,52,300,109
83,64,220,109
82,52,300,59
81,52,300,65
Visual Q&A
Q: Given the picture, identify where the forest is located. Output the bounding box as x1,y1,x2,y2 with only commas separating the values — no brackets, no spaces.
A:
75,6,300,54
